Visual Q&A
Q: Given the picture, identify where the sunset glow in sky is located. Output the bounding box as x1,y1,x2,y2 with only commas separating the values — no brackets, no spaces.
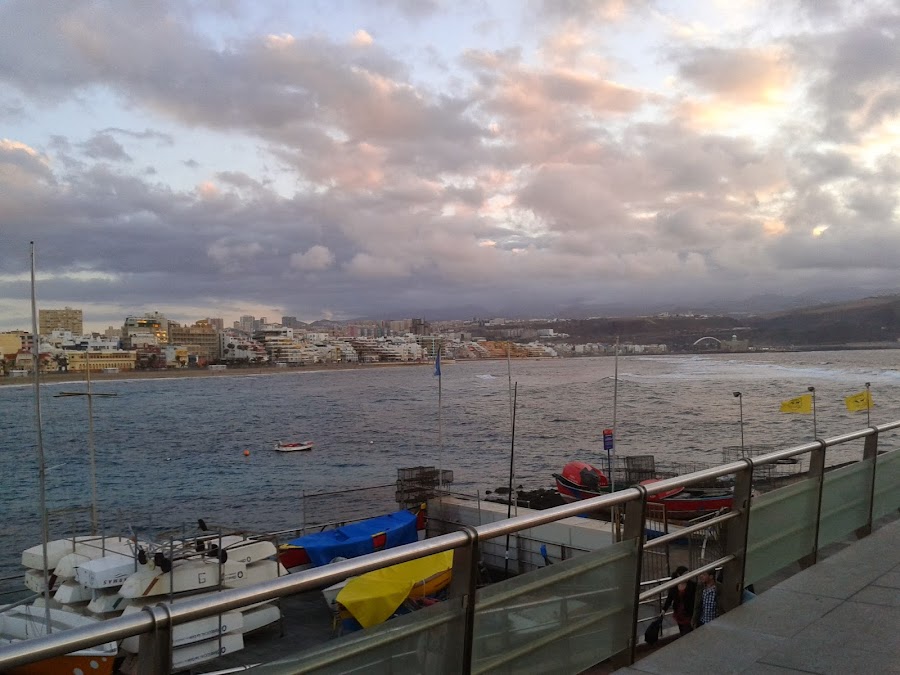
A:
1,0,899,330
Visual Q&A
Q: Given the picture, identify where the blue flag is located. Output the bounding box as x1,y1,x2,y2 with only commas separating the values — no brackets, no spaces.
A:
434,350,441,377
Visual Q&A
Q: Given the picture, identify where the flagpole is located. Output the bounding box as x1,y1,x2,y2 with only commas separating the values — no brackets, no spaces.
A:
807,386,816,438
865,382,871,426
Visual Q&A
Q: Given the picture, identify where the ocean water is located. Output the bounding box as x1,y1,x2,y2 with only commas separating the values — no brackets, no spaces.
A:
1,350,899,577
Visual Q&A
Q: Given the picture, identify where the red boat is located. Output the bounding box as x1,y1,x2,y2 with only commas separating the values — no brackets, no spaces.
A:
553,461,733,519
640,478,733,519
553,461,612,502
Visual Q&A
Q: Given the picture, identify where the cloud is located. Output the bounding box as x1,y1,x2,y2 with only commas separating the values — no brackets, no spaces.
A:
80,132,132,161
677,46,793,105
290,245,335,271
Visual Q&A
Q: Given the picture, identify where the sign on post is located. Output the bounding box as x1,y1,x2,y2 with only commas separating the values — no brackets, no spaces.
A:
603,428,614,452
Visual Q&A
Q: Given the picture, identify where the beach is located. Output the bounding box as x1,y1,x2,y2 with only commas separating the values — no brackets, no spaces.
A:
0,360,435,387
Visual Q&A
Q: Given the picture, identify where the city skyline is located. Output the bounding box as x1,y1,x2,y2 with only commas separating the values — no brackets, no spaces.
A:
2,1,899,333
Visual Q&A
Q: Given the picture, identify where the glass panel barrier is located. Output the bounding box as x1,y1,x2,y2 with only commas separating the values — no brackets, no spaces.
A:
745,477,818,585
873,448,900,521
253,595,466,674
818,460,873,548
471,537,639,675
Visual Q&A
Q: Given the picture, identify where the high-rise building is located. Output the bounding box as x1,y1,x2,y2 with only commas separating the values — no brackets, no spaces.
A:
238,315,255,334
123,315,168,343
39,307,83,335
206,317,225,331
169,321,222,361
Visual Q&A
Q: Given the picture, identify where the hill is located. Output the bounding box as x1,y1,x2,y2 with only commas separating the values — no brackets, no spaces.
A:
496,295,900,351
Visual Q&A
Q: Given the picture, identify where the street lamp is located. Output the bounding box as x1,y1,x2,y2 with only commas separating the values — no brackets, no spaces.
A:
807,386,817,439
733,392,744,453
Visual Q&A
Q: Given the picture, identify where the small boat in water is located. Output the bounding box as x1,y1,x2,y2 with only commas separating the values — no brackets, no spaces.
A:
274,440,314,452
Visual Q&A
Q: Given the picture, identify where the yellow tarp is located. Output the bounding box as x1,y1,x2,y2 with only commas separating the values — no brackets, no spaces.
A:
335,551,453,628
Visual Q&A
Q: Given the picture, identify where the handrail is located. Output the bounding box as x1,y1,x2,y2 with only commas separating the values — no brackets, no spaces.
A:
1,421,898,671
643,510,738,550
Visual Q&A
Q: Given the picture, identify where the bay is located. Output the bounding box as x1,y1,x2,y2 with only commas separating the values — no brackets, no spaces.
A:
1,350,898,578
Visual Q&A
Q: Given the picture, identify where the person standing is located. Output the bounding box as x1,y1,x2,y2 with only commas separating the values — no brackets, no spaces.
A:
692,569,723,628
662,566,696,635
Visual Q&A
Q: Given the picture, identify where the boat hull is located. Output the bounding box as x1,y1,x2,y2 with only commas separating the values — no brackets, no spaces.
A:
553,473,613,503
554,466,733,518
6,653,115,675
275,441,314,452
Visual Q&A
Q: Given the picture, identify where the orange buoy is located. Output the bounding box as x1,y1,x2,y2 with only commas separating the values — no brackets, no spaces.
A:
243,449,250,457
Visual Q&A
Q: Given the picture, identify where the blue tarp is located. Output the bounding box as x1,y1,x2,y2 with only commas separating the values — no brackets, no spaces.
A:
286,509,419,567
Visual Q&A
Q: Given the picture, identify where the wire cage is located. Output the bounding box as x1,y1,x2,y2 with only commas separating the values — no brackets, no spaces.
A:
395,466,454,508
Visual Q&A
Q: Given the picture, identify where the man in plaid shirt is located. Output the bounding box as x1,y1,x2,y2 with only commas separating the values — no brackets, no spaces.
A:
692,570,723,628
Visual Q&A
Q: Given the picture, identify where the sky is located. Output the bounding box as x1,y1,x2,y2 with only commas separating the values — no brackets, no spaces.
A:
1,0,899,332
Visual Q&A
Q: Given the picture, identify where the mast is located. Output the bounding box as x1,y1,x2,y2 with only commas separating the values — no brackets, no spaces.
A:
506,341,515,514
29,242,52,631
86,350,98,534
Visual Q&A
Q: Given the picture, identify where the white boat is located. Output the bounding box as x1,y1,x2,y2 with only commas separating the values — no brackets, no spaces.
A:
170,633,244,671
54,536,140,579
274,440,314,452
120,603,243,652
195,537,277,564
76,551,143,589
53,579,93,604
240,602,281,634
21,537,95,571
119,559,247,598
222,559,286,588
86,587,132,615
0,605,118,674
219,539,277,564
119,633,245,673
23,569,53,594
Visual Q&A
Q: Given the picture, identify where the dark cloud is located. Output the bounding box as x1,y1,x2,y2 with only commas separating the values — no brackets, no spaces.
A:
80,133,132,162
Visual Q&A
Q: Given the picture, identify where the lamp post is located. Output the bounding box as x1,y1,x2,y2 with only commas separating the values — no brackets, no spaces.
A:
865,382,871,426
808,386,817,439
733,392,744,453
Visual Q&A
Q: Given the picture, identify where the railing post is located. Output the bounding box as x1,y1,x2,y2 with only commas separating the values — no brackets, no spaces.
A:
137,604,173,675
448,525,479,675
721,458,753,611
800,439,827,568
856,428,879,539
610,488,647,668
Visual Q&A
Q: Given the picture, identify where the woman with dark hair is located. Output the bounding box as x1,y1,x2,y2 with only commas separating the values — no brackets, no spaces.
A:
662,566,696,635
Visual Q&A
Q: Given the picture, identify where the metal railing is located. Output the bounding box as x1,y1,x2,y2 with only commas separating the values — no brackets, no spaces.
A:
1,421,898,674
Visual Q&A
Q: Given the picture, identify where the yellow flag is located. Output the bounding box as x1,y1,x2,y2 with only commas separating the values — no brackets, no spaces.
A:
780,394,812,414
845,390,873,412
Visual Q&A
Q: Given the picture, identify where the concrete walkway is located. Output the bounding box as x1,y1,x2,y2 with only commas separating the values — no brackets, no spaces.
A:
614,517,900,674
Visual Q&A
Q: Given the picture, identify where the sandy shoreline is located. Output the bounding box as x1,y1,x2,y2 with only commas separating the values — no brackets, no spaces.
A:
0,361,431,387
